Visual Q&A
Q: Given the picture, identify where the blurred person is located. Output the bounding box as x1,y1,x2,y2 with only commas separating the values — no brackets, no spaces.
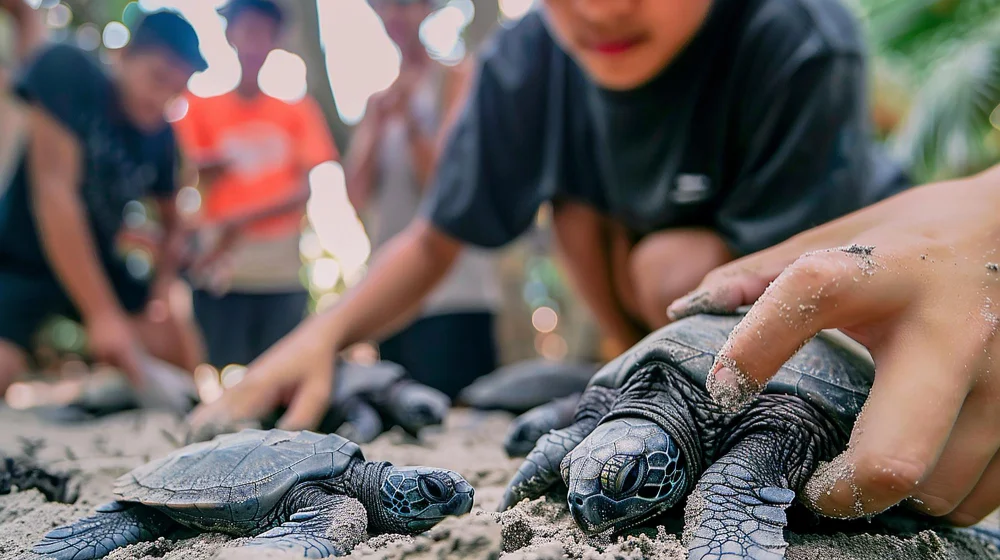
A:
345,0,501,399
190,0,909,432
174,0,340,369
0,11,206,397
0,0,44,195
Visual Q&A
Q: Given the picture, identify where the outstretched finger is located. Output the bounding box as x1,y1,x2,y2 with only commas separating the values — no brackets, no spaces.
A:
706,247,910,410
276,364,334,432
804,334,970,518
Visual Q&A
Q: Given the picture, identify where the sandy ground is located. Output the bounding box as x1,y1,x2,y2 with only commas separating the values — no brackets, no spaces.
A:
1,405,999,560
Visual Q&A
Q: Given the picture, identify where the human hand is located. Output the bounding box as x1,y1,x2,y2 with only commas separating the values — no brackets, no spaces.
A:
667,167,1000,525
187,317,337,435
0,0,31,18
85,310,144,387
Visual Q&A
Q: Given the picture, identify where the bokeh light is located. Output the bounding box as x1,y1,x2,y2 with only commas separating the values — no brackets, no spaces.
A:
531,306,558,333
299,231,324,261
535,333,568,360
176,186,202,216
311,258,342,291
165,96,190,123
46,3,72,29
258,49,308,102
306,162,371,282
103,21,131,49
499,0,534,22
75,23,101,51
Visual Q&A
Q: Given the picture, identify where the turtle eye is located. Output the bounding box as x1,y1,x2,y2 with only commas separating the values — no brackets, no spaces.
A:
614,456,648,498
418,476,449,502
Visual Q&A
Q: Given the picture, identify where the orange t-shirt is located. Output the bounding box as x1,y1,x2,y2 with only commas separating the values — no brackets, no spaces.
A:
174,91,339,238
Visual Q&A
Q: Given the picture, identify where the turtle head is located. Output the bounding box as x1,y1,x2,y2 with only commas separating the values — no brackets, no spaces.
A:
376,466,474,534
391,382,450,437
564,418,686,535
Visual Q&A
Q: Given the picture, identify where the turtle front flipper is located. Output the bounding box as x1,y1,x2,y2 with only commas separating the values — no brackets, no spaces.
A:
244,494,367,558
504,392,581,458
335,399,384,444
500,385,616,511
683,396,844,560
32,501,176,560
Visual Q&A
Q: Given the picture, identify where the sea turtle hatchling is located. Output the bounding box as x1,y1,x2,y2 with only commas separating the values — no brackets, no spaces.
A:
500,313,999,559
32,429,474,559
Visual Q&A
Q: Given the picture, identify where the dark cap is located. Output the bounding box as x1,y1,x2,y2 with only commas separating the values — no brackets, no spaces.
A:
131,10,208,72
218,0,284,26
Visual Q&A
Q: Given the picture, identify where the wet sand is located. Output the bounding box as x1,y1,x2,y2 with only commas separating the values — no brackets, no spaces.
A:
1,406,998,560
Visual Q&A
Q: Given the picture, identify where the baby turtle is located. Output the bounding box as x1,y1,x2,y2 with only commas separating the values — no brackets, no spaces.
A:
33,429,474,559
278,360,450,443
499,313,935,559
458,359,599,414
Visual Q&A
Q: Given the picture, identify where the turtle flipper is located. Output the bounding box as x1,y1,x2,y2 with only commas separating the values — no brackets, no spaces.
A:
244,494,367,558
32,501,175,560
504,393,581,458
684,394,844,560
335,398,384,444
499,386,616,511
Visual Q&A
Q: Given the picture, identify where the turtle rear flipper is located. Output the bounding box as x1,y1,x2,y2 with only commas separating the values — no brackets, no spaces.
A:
32,501,175,560
245,494,367,558
500,386,616,511
504,392,581,458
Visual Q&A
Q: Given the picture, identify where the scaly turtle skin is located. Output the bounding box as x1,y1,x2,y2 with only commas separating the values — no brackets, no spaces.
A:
458,359,599,414
499,313,917,559
503,393,581,458
33,429,474,559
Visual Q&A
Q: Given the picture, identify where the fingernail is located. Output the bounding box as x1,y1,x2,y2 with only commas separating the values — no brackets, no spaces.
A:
706,360,761,411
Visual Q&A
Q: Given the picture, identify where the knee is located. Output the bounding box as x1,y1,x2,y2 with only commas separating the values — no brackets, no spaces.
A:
627,230,733,327
627,240,689,326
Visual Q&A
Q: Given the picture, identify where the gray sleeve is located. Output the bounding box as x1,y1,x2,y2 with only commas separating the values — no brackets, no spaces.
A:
715,54,894,256
420,12,557,248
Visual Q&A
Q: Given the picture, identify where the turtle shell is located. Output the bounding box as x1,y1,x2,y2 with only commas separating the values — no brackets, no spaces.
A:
335,360,407,401
589,314,875,427
458,359,600,413
114,429,362,531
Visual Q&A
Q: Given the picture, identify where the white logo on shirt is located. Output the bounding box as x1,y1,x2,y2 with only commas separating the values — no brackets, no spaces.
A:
671,174,711,204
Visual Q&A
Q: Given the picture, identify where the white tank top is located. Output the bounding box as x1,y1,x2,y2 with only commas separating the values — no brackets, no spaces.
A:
369,65,501,316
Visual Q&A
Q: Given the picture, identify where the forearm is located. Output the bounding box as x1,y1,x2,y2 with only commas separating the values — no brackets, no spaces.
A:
344,120,380,211
405,122,436,188
221,187,311,229
552,204,643,348
4,1,46,62
312,219,461,348
34,190,122,320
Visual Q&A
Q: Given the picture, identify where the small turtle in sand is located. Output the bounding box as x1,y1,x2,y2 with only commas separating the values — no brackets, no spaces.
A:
1,451,77,504
267,360,451,443
458,359,599,413
500,313,998,559
33,429,474,559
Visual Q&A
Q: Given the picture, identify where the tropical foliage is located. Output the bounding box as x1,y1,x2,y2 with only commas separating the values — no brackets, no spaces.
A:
853,0,1000,181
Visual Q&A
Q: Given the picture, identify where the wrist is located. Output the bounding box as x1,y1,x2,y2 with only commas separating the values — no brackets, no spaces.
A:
84,304,128,327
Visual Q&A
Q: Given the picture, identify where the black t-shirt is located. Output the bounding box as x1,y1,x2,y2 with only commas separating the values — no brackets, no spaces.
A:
0,44,177,273
424,0,910,255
